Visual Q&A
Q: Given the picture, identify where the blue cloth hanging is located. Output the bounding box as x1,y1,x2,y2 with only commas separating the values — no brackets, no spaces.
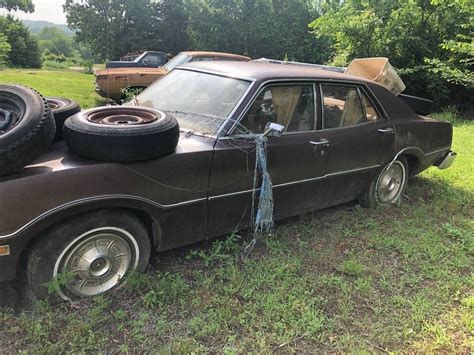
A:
243,134,274,257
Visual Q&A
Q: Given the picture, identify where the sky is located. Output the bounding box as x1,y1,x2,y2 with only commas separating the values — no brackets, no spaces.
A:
2,0,67,24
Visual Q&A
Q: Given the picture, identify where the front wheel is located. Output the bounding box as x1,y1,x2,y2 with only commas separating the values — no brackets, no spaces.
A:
359,157,408,208
27,210,151,303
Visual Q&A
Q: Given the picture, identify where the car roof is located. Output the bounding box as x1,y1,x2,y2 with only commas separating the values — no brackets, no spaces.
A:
181,51,251,61
180,61,373,84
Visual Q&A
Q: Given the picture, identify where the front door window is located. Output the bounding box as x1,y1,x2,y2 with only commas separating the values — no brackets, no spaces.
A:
237,84,315,134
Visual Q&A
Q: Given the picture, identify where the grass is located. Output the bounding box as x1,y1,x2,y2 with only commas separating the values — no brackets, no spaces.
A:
0,70,473,352
0,68,102,109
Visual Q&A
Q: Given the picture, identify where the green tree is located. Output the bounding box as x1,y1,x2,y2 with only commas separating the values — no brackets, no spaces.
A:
64,0,163,61
187,0,329,62
0,33,11,67
309,0,473,107
0,15,41,68
36,27,74,57
0,0,34,12
271,0,330,63
159,0,192,54
425,1,473,90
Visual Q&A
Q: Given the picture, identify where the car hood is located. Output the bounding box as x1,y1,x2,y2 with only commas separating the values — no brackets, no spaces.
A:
95,67,168,76
0,133,216,183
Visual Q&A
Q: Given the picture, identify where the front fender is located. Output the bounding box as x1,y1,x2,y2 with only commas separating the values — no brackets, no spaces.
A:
0,154,211,281
0,196,164,282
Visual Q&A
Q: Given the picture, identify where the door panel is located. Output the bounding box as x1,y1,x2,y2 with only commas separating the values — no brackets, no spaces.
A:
318,84,395,204
208,133,328,237
208,82,327,237
322,121,394,204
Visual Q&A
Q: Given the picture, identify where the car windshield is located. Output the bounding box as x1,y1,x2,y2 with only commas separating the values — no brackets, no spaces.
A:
132,69,251,135
162,53,191,71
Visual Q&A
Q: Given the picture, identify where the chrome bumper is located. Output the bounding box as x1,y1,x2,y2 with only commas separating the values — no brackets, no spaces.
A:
438,151,457,169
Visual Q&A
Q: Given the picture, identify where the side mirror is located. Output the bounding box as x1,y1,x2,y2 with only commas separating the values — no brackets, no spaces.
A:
263,122,284,137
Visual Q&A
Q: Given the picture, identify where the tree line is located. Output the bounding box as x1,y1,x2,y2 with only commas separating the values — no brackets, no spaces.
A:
64,0,473,108
0,0,472,109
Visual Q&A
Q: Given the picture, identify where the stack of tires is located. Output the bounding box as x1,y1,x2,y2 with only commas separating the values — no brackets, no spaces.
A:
0,84,179,177
0,85,80,176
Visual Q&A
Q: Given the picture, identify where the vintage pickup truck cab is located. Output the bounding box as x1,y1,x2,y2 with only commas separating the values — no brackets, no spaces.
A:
105,51,171,69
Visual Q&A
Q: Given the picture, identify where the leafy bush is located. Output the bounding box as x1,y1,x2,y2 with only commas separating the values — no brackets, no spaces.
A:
120,86,145,102
82,59,94,74
41,50,82,69
42,60,70,69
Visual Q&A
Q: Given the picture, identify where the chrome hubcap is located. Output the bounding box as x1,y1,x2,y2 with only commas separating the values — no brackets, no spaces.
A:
58,230,134,297
376,162,405,204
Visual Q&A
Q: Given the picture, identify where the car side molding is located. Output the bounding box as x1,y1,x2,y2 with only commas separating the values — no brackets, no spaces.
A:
0,194,207,240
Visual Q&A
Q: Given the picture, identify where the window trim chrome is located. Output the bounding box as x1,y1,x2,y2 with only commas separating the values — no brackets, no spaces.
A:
224,78,384,137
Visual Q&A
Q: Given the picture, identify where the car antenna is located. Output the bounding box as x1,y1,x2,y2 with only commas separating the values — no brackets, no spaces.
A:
105,0,111,105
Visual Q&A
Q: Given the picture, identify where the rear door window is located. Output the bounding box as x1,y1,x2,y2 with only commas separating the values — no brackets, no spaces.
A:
321,85,365,129
360,90,379,121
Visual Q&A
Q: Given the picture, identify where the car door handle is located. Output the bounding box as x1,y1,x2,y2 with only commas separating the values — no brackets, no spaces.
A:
310,139,330,146
378,127,394,134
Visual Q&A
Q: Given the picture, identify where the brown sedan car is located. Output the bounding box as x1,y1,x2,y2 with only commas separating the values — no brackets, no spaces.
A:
0,62,455,302
95,51,251,100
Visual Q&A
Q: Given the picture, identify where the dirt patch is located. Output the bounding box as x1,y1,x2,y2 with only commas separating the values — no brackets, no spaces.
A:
0,282,18,309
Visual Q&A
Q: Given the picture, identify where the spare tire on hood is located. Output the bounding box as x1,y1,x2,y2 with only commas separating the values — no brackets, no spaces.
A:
0,84,55,176
63,106,179,162
46,97,81,141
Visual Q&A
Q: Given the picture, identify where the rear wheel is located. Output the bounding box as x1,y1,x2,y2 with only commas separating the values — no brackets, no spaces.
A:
27,210,151,303
360,157,408,208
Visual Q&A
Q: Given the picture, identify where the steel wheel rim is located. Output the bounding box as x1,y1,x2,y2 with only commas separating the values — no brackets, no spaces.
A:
87,108,158,125
0,93,25,134
55,227,138,298
376,161,405,204
47,99,63,110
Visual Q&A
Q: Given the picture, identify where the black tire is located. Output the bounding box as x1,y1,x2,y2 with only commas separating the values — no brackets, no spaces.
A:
0,84,55,177
63,106,179,162
359,156,408,208
27,209,152,303
46,97,81,141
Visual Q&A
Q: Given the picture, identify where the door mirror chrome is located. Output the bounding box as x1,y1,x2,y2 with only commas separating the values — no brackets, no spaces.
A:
263,122,285,137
